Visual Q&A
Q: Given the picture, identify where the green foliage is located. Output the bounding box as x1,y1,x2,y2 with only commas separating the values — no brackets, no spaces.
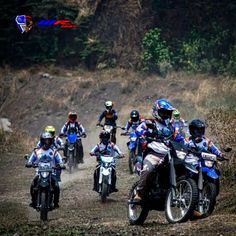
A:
142,23,236,76
178,24,231,74
142,28,171,73
148,1,236,76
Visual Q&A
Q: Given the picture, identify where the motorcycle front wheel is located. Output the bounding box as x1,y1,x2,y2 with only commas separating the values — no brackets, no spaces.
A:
128,151,136,174
101,175,109,203
68,152,73,174
192,182,217,219
40,191,48,222
128,181,149,225
165,177,198,223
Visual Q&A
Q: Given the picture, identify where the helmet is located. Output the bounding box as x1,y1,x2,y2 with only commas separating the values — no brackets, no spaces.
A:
173,110,180,120
130,110,140,122
44,125,56,137
189,119,205,138
40,132,53,150
152,99,175,122
104,101,113,111
68,111,77,122
99,130,110,144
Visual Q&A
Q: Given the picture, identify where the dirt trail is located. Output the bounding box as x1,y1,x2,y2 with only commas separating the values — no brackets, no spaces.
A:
0,71,236,235
1,128,236,235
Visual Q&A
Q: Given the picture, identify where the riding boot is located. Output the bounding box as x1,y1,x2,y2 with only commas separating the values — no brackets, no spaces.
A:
93,170,97,191
111,169,118,192
53,186,60,208
30,185,37,208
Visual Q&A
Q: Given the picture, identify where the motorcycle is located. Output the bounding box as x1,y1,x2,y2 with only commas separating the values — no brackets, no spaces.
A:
97,123,124,143
64,132,85,174
121,131,142,175
127,135,198,225
94,153,122,202
25,155,65,222
178,147,231,219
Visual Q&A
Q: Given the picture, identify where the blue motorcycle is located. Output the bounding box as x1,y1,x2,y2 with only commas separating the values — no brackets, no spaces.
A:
66,132,78,174
177,148,230,219
121,131,142,175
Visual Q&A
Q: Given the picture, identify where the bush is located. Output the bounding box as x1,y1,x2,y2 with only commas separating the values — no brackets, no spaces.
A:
178,24,231,74
142,28,171,74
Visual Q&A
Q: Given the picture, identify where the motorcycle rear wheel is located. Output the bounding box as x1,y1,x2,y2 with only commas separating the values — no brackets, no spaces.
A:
165,177,198,223
128,181,149,225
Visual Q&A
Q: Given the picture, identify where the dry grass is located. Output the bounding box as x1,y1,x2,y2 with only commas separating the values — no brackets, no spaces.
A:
0,128,35,155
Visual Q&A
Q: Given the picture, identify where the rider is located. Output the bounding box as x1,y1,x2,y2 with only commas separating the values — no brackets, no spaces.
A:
97,101,118,143
122,110,145,173
184,119,224,158
25,132,64,209
170,109,187,137
90,130,124,192
36,125,64,149
123,110,144,133
134,99,179,202
60,111,87,164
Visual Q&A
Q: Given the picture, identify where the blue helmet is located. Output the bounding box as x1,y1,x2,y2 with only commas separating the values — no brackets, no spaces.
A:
152,99,175,121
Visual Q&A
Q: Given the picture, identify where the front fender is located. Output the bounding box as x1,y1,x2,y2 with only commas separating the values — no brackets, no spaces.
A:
202,167,219,179
128,141,136,151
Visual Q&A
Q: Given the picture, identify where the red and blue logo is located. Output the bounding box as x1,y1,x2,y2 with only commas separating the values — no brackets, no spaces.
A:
15,15,79,33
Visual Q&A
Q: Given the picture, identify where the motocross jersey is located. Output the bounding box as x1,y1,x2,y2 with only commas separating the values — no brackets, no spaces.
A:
136,119,184,158
124,118,145,132
98,109,118,125
90,142,123,156
60,121,85,135
28,147,63,168
183,136,222,156
36,136,64,149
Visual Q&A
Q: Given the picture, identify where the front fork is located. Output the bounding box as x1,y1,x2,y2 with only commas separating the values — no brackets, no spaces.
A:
197,162,204,214
169,152,177,202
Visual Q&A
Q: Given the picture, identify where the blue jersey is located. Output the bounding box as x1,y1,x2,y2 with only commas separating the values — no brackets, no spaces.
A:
28,147,63,167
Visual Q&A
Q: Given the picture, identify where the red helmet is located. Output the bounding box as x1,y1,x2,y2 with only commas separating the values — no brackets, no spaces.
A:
68,111,77,122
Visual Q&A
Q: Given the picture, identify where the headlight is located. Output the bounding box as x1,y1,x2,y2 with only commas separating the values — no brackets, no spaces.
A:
41,171,49,178
204,160,214,168
130,137,137,141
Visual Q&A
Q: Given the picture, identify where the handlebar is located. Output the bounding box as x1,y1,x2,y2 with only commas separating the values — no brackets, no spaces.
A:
187,148,230,162
96,124,125,130
59,133,87,138
25,163,66,169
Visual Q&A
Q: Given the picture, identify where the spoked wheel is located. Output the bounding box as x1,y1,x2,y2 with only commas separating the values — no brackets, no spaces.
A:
128,181,149,225
165,177,198,223
193,182,217,219
128,151,136,174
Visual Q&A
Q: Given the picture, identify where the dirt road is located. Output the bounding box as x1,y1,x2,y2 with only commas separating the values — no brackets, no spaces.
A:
1,128,236,236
